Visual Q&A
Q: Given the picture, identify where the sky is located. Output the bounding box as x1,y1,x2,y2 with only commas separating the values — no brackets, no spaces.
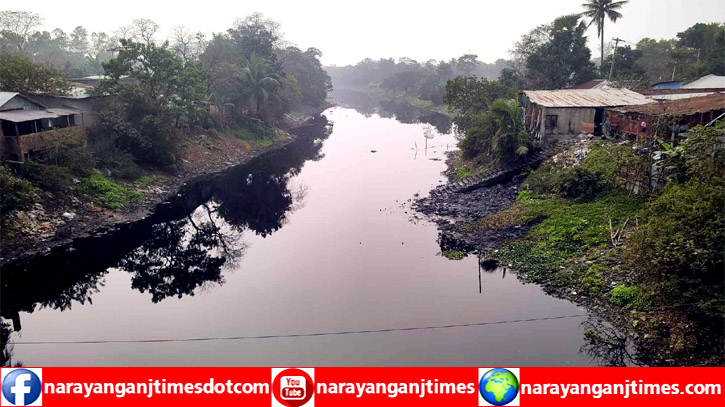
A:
14,0,725,66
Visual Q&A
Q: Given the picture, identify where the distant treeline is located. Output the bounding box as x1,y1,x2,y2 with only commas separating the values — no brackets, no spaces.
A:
326,56,510,104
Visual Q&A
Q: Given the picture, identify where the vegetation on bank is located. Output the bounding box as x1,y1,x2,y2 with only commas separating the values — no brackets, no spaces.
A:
476,123,724,364
0,12,332,250
442,250,467,260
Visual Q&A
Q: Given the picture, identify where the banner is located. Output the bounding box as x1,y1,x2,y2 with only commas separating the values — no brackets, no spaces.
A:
1,367,723,406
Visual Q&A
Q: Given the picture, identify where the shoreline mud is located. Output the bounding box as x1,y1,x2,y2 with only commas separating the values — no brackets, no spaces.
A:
0,110,329,268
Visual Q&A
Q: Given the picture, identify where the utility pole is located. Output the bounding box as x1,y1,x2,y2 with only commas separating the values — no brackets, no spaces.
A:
608,38,624,81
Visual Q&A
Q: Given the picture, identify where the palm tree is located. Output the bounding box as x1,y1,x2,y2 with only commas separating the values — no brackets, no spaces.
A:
489,99,531,162
581,0,629,72
238,53,281,120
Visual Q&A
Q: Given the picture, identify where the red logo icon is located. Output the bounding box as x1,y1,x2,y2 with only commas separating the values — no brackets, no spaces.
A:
272,368,314,407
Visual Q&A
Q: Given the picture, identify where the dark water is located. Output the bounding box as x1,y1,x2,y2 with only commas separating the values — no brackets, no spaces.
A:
2,105,605,366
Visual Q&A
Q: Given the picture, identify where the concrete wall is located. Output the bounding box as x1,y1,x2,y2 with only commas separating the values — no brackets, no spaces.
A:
541,107,596,135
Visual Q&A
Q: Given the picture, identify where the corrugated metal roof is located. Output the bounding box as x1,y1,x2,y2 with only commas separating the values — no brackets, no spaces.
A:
612,93,725,116
648,92,719,101
0,108,81,123
0,92,20,107
523,88,653,108
47,107,84,115
682,74,725,89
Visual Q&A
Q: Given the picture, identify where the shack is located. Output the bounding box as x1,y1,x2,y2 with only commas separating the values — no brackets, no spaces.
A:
605,92,725,146
520,88,652,142
0,92,86,162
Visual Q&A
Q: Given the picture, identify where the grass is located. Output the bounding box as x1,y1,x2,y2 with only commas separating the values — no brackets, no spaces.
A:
134,175,159,186
230,126,287,148
451,152,491,182
78,175,142,209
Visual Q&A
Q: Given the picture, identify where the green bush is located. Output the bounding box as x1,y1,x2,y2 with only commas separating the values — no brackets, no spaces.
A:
0,166,38,213
229,118,285,148
553,167,603,201
21,161,73,193
95,147,143,181
442,250,466,260
609,285,651,310
78,175,142,209
523,165,603,201
627,181,724,310
38,144,96,177
581,143,636,188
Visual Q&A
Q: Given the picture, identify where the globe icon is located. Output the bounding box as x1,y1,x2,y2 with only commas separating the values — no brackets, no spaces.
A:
479,368,519,406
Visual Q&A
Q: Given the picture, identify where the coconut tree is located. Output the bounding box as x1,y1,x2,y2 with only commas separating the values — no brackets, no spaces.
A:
581,0,629,72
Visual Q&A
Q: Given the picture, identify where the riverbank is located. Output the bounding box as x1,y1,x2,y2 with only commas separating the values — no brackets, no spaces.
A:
415,135,724,366
0,107,330,268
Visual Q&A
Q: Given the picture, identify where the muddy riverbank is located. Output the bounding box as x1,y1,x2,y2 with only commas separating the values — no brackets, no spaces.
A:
412,142,721,366
0,112,328,268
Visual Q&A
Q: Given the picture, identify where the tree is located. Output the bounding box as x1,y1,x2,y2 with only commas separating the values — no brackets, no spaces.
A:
457,98,531,163
228,12,280,62
581,0,629,72
445,76,513,132
86,32,115,74
456,54,480,75
170,25,206,63
600,45,644,81
117,18,159,45
498,67,522,89
93,40,207,165
524,14,597,89
0,10,42,52
278,46,332,107
0,50,71,94
69,26,88,54
676,23,725,76
488,99,531,161
635,38,680,83
239,53,281,120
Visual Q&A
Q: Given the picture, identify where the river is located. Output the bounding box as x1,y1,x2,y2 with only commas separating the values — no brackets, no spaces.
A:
1,103,602,366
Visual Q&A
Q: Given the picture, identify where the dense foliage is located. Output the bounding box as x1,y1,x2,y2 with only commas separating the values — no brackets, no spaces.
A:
0,165,38,213
510,14,598,89
0,50,71,94
627,123,725,316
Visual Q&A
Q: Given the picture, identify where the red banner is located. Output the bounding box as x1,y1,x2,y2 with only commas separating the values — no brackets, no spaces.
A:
1,367,723,406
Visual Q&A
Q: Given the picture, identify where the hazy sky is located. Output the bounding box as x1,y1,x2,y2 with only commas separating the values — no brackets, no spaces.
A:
16,0,725,66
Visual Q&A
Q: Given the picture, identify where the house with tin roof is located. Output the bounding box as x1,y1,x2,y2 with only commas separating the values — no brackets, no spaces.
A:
0,92,86,162
519,88,652,142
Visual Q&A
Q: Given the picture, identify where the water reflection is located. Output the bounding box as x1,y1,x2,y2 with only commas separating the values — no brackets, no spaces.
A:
331,87,452,134
119,203,244,303
580,317,646,367
1,116,332,331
